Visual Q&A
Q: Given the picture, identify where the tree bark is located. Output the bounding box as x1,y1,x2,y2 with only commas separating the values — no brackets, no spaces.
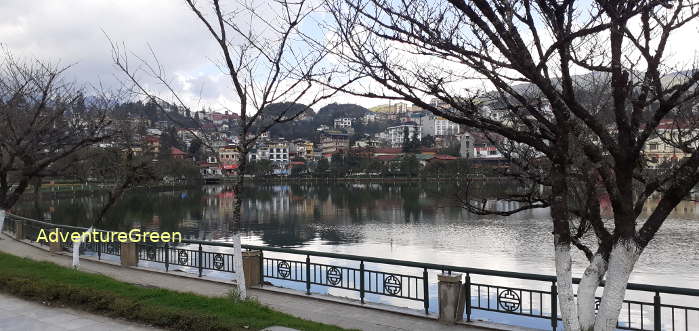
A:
577,253,608,330
72,227,94,269
230,150,249,299
0,209,5,237
594,242,640,331
554,241,581,331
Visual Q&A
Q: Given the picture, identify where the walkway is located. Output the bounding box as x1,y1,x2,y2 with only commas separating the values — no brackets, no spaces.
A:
0,234,525,331
0,292,160,331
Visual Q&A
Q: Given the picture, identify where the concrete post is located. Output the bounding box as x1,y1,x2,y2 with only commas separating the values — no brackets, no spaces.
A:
48,228,63,253
438,273,463,324
242,250,262,286
14,220,24,241
120,242,138,267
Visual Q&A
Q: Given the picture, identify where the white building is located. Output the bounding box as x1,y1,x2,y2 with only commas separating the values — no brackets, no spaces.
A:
268,143,289,164
386,123,422,148
334,117,353,128
419,115,460,137
363,113,377,124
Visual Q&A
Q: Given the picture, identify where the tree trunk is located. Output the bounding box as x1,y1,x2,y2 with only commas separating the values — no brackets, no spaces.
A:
555,240,581,331
577,254,608,330
0,209,5,237
594,242,640,331
72,226,94,269
230,154,248,299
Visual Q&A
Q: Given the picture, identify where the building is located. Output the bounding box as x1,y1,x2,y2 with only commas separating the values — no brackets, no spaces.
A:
459,133,472,159
268,142,289,164
644,120,697,167
248,145,270,162
362,113,377,124
420,114,461,137
170,147,188,160
218,146,240,165
334,117,353,128
320,131,350,155
386,123,422,148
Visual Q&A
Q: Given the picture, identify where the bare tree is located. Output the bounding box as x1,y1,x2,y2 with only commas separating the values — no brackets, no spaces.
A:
0,51,113,234
111,0,338,298
324,0,699,330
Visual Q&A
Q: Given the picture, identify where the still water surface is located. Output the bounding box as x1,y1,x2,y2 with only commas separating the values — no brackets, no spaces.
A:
16,182,699,289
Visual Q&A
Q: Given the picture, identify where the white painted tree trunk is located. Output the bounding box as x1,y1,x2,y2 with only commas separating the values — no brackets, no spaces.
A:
577,254,608,330
72,227,94,269
232,233,247,299
0,209,5,236
594,243,640,331
555,242,581,331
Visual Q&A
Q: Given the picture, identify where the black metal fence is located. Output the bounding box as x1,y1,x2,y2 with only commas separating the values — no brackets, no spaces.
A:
2,214,698,331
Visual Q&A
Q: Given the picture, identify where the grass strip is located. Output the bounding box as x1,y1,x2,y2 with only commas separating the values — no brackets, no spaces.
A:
0,252,350,331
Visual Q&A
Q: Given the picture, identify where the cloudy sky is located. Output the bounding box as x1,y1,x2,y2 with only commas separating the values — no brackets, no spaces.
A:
1,1,697,114
0,0,383,112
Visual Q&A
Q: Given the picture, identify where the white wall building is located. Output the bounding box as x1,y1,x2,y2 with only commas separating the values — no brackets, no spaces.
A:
386,124,422,148
334,117,353,128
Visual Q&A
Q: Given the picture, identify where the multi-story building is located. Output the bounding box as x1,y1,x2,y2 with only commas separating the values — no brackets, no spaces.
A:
362,113,377,124
248,145,270,162
218,145,240,165
644,120,697,167
459,133,472,159
420,114,461,137
268,142,289,164
386,123,422,148
334,117,353,128
321,131,350,155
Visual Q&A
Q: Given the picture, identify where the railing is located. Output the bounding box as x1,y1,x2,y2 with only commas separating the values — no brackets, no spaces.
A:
2,214,698,331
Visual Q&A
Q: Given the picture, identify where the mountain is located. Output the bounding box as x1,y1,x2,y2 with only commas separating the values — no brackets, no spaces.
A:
314,103,371,125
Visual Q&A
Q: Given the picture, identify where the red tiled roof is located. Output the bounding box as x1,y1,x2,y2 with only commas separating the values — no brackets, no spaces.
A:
374,148,402,154
376,155,399,161
222,164,239,170
289,161,305,165
170,147,187,155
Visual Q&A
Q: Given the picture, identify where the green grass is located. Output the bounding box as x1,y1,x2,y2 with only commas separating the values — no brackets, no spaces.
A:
0,252,349,331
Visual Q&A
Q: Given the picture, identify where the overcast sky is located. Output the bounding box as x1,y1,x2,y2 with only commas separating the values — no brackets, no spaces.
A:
0,0,384,112
1,1,697,114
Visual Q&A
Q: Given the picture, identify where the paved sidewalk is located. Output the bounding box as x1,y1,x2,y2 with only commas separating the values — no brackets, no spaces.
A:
0,234,504,331
0,292,161,331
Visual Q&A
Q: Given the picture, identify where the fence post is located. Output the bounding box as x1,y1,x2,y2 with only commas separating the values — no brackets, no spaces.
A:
551,282,558,331
259,250,264,287
437,272,463,324
14,220,24,241
305,254,311,295
198,244,203,277
97,238,102,260
120,242,138,267
423,267,429,314
164,242,169,271
360,260,365,304
654,291,661,331
465,273,472,322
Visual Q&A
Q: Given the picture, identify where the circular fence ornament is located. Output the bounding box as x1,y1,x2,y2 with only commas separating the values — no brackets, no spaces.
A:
277,261,291,279
497,289,521,312
146,247,156,261
326,267,342,286
105,243,117,255
213,253,224,270
178,250,189,265
384,275,402,296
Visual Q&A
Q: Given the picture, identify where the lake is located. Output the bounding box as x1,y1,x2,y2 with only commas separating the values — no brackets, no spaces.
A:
15,182,699,289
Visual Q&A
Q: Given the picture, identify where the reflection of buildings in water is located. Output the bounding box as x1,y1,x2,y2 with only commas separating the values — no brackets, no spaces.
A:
600,195,699,219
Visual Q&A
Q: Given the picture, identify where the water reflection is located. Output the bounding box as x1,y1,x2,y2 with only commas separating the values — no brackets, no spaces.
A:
15,182,699,289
